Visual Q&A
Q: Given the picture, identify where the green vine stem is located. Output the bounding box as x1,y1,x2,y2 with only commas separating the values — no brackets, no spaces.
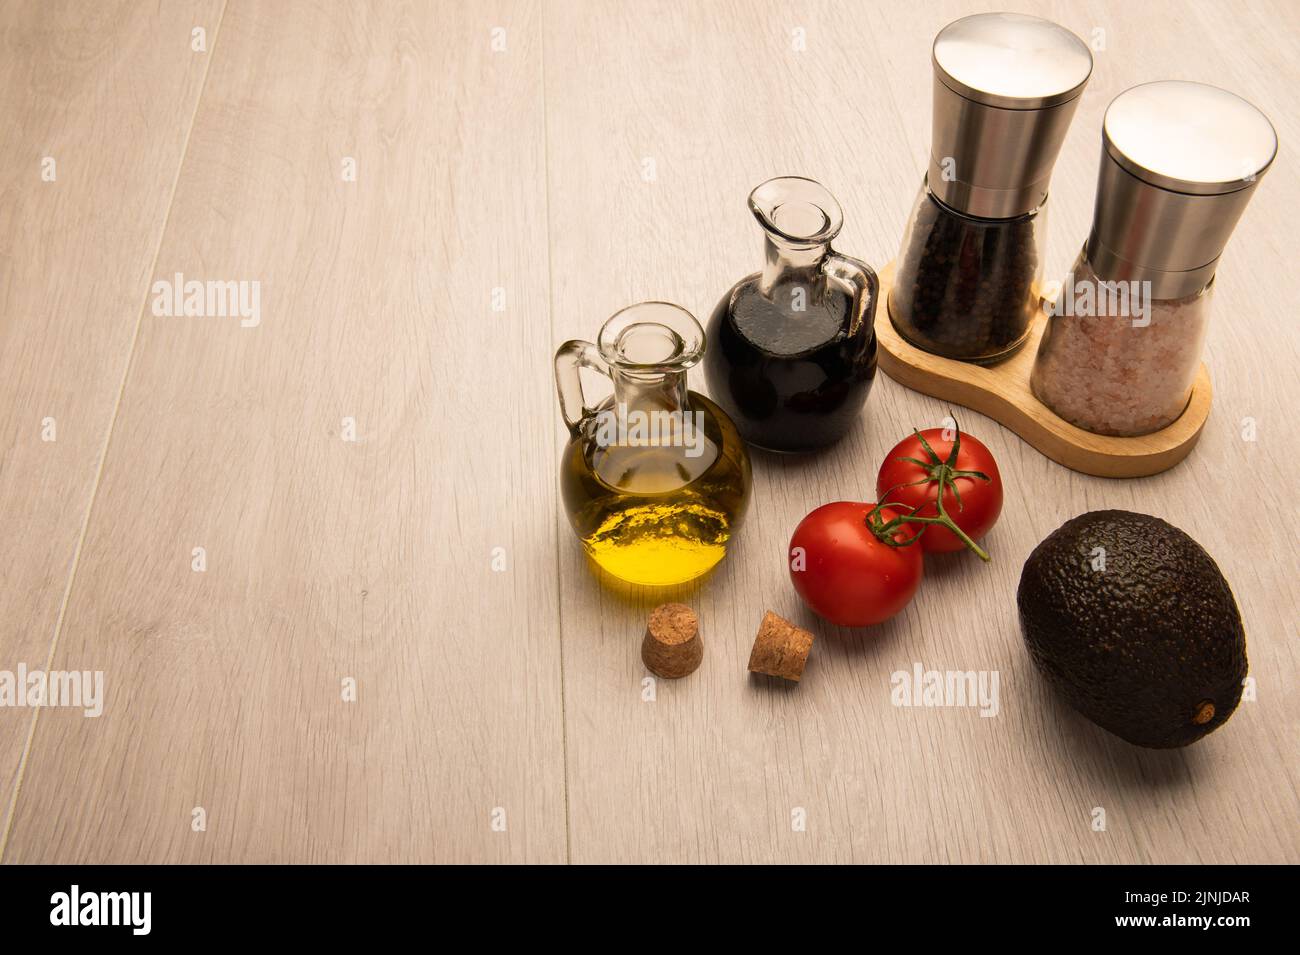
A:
866,421,992,562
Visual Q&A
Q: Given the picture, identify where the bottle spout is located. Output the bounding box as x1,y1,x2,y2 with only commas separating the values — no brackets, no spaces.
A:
555,303,704,431
596,302,703,415
749,176,843,247
749,176,844,297
598,302,704,373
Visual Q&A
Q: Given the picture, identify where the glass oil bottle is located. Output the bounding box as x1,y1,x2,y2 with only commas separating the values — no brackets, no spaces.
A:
704,176,879,453
555,303,751,587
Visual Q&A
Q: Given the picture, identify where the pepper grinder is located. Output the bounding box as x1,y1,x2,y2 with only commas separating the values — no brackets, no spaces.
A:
890,12,1093,363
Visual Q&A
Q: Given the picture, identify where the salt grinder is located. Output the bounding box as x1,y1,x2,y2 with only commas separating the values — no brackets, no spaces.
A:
1032,80,1277,436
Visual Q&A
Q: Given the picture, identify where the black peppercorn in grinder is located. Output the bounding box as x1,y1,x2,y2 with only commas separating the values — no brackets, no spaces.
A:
889,12,1093,363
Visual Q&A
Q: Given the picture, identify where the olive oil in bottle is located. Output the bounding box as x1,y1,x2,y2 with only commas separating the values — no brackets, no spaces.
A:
555,303,751,586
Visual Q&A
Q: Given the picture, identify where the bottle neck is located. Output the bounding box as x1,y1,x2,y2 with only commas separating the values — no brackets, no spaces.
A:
759,235,828,300
610,367,690,416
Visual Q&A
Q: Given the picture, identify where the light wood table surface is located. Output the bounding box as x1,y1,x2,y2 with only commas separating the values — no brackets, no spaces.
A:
1,0,1296,864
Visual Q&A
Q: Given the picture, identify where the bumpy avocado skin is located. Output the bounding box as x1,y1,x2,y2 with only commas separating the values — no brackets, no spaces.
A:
1017,510,1247,748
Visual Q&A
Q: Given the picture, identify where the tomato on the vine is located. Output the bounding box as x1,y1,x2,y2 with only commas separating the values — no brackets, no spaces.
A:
875,427,1002,555
788,502,924,628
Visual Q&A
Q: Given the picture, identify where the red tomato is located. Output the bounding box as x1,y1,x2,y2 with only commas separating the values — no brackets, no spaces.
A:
875,428,1002,554
788,502,924,628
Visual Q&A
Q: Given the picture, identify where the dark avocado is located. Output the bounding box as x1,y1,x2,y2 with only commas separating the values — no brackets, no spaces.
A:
1017,509,1247,749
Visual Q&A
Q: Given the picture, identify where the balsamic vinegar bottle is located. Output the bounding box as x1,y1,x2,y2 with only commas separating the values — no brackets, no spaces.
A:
704,177,878,453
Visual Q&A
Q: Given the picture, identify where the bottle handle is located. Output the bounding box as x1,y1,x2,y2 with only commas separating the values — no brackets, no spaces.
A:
554,339,610,431
822,251,879,337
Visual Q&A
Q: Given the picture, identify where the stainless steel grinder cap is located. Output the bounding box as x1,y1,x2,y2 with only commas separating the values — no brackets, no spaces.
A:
1088,80,1278,299
929,12,1093,219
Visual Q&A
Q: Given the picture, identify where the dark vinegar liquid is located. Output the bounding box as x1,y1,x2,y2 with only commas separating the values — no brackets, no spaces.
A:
705,277,877,453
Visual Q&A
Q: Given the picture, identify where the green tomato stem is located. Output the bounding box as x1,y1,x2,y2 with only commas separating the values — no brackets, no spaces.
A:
868,416,993,562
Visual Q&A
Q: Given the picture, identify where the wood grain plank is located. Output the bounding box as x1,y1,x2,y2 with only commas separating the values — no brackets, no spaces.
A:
3,0,565,863
0,0,223,834
5,0,1296,865
544,0,1299,863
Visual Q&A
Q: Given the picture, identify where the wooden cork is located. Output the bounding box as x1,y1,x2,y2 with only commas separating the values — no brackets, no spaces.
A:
641,603,703,679
747,611,814,682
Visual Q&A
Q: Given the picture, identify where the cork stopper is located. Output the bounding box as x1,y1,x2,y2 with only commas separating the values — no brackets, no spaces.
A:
641,603,703,679
747,611,814,682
